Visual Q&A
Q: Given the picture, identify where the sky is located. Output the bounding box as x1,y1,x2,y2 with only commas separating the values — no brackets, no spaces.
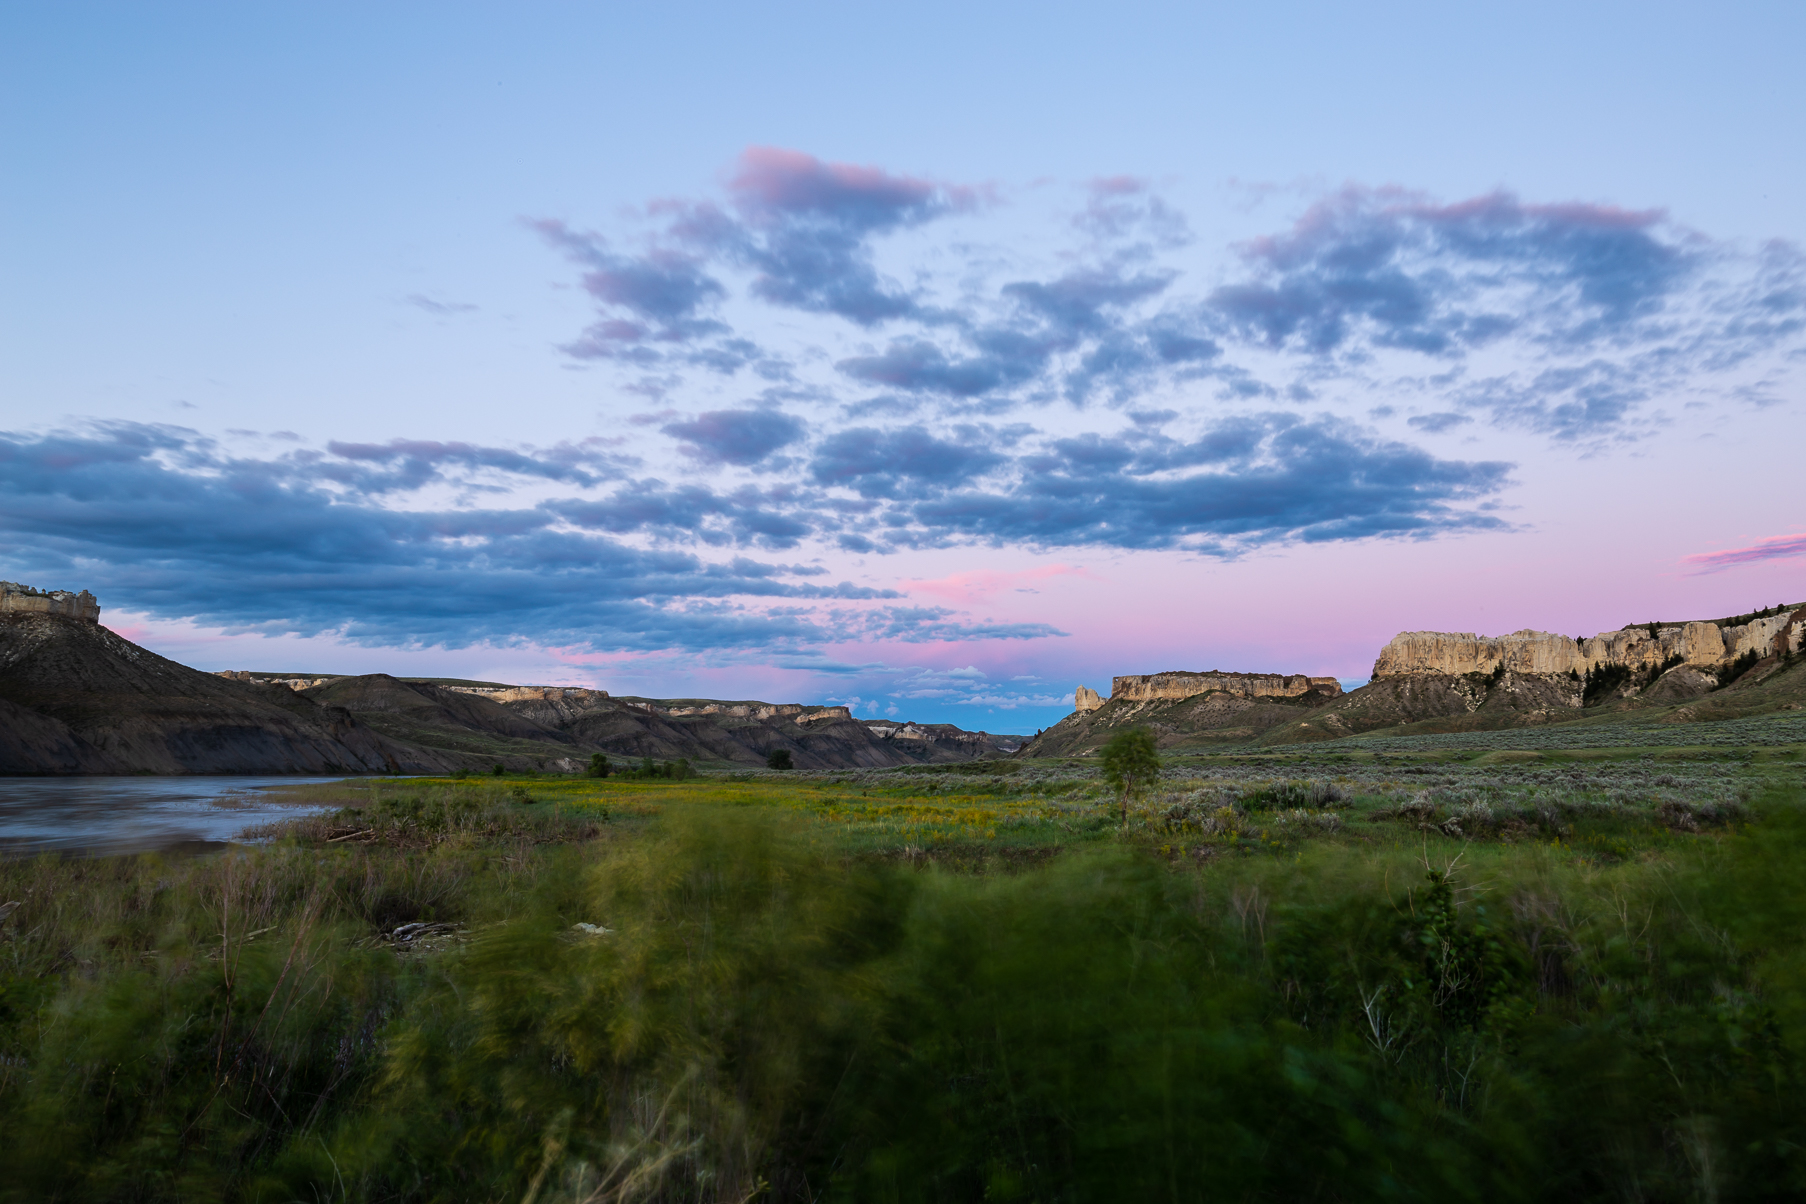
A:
3,1,1803,733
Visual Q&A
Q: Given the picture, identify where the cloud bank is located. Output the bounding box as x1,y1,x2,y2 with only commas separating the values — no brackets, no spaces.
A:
539,153,1804,444
10,149,1800,662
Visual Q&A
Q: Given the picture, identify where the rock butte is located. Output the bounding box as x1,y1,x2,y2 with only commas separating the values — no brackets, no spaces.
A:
1075,671,1342,711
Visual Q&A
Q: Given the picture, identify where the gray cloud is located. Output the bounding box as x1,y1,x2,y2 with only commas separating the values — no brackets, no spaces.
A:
0,423,923,653
540,158,1804,441
1407,412,1473,434
661,409,806,466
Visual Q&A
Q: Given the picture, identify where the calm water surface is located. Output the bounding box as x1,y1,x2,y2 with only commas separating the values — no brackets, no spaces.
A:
0,777,349,857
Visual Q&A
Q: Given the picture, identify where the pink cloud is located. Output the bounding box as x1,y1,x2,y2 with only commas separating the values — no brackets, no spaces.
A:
1683,533,1806,572
907,564,1104,605
727,146,974,225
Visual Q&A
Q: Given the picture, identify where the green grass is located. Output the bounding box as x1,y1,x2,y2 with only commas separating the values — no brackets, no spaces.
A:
4,755,1806,1200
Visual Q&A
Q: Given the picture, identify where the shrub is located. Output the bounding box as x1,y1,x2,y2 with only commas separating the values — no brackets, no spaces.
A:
767,748,794,771
1100,728,1160,825
586,753,611,778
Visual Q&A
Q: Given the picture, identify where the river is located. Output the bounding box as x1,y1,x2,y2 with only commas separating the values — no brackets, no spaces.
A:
0,777,345,857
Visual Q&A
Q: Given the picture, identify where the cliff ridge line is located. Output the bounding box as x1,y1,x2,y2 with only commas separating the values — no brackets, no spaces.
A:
1070,669,1341,714
1109,669,1342,704
1372,606,1805,679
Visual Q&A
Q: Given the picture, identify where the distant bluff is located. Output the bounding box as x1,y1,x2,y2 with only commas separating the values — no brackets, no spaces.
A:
1021,669,1345,756
0,584,416,775
1373,610,1803,678
1262,602,1806,744
1025,603,1806,757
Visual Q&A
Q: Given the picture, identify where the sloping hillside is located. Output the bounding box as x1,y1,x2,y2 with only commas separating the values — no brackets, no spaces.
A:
1017,684,1343,757
511,695,1022,770
0,613,420,774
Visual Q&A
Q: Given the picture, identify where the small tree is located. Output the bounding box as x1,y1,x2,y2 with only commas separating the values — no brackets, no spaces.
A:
491,763,504,776
587,753,611,778
1099,728,1160,827
766,748,794,771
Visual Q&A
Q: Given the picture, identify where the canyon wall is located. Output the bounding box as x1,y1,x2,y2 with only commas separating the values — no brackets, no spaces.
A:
1373,606,1806,680
1,582,100,624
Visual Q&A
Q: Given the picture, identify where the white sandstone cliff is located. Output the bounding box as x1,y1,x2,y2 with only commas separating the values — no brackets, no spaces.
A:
1111,670,1342,702
1373,607,1804,680
1,581,100,623
1070,671,1340,712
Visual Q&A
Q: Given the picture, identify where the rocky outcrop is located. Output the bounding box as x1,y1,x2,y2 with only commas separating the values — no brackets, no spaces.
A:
1374,630,1585,677
1373,607,1805,681
660,701,851,724
443,684,611,707
1110,670,1342,703
1022,667,1344,757
2,581,100,623
1722,610,1806,661
1255,603,1806,746
1050,671,1341,739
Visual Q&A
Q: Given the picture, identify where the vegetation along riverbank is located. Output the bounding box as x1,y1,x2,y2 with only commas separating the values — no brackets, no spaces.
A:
4,727,1806,1200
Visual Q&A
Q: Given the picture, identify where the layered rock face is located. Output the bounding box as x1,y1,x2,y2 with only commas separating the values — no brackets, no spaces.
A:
1109,671,1343,703
1722,611,1806,660
1,581,100,623
1373,607,1806,681
1074,686,1105,712
1260,604,1806,746
1374,630,1584,677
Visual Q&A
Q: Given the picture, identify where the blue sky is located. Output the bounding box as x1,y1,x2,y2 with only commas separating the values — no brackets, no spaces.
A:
4,2,1803,732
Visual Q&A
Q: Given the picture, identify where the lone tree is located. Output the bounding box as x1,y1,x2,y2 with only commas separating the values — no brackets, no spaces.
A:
587,753,611,778
766,748,794,771
1099,728,1160,827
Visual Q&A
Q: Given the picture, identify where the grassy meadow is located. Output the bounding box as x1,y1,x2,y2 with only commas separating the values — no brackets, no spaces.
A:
4,735,1806,1201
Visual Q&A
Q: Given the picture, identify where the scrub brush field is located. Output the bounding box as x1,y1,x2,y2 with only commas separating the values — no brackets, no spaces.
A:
3,734,1806,1202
